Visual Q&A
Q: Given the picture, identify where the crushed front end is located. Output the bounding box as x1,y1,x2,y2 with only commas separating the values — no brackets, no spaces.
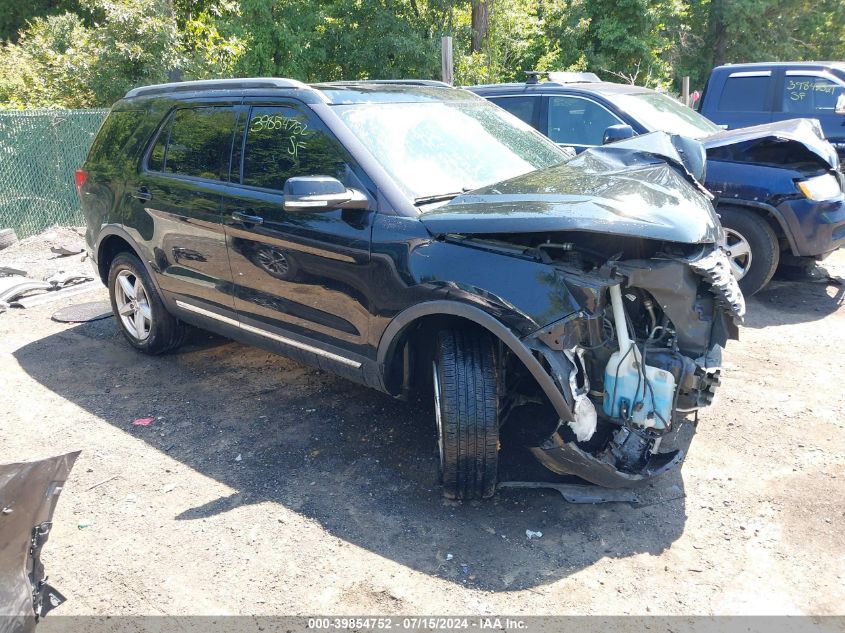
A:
512,237,744,487
421,135,745,487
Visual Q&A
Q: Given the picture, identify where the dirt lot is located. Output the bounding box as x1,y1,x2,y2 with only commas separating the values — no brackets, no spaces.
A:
1,229,844,616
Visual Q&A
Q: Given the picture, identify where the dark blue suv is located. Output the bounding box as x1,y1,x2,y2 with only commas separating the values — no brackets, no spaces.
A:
698,62,845,162
471,73,845,295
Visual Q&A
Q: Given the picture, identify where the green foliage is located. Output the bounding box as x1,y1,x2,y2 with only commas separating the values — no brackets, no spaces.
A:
0,0,182,108
0,0,82,43
0,0,843,107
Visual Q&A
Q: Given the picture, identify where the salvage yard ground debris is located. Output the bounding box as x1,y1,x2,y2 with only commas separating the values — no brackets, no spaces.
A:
0,228,844,614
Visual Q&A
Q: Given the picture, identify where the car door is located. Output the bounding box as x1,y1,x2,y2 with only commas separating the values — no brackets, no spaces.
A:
544,94,625,153
221,100,375,372
131,104,238,315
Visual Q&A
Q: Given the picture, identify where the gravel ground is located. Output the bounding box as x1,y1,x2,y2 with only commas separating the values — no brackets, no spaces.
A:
1,230,843,616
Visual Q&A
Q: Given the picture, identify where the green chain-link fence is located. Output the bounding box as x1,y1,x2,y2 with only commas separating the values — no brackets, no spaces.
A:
0,108,110,239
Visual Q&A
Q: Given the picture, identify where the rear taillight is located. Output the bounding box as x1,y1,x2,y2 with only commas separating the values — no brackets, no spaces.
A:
74,169,88,194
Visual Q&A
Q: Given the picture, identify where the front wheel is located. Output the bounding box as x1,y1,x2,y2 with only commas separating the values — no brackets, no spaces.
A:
717,206,780,296
433,329,499,500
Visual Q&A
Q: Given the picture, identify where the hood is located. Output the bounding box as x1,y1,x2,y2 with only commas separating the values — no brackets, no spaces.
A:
0,452,78,633
420,141,721,244
702,118,839,170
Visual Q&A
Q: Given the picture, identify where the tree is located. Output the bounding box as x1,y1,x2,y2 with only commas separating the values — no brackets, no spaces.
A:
471,0,491,52
0,0,182,107
0,0,82,43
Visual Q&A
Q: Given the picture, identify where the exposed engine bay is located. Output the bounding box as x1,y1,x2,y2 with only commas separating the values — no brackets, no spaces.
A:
448,231,745,487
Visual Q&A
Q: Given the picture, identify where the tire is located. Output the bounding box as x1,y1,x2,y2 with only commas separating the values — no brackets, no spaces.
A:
433,329,499,500
107,252,185,354
717,206,779,296
0,228,18,250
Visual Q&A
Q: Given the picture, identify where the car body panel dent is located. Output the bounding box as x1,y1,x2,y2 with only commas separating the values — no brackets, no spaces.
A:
703,118,839,171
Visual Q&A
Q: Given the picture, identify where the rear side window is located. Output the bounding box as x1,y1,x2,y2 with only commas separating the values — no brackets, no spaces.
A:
547,95,622,146
488,96,539,128
147,107,236,180
782,75,845,114
718,75,771,112
86,110,146,172
240,105,348,191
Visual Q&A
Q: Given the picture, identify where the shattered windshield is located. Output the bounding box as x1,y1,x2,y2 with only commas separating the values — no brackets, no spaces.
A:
609,91,721,139
333,100,566,205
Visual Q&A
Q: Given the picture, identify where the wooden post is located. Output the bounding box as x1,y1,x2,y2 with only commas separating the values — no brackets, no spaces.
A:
682,76,690,107
441,36,454,86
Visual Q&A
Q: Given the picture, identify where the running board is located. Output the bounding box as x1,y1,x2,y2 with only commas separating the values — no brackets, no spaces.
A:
175,300,362,369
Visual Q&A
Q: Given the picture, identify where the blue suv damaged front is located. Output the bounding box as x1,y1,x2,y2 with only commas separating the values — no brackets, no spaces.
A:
705,119,845,259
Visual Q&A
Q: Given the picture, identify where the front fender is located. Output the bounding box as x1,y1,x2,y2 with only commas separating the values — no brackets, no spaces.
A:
376,299,577,425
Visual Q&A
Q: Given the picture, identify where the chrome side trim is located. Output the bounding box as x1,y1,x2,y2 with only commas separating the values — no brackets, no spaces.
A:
175,300,362,369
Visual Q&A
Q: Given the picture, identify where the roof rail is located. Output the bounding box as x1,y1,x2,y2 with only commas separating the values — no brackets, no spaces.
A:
524,70,601,85
124,77,309,99
322,79,452,88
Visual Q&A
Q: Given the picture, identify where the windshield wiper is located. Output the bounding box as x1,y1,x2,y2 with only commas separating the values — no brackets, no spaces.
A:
414,187,476,206
413,191,464,206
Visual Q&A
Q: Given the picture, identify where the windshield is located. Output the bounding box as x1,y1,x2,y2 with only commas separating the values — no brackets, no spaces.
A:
333,100,566,204
609,92,721,139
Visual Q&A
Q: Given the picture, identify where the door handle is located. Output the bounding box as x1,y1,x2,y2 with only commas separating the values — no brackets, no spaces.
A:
133,187,152,201
231,210,264,225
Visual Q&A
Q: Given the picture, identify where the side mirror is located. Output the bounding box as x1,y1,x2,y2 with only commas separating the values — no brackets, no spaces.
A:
283,176,369,212
835,94,845,115
603,124,635,145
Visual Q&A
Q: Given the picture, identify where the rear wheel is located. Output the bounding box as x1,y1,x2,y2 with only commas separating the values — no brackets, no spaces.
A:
432,329,499,500
108,252,185,354
717,206,779,296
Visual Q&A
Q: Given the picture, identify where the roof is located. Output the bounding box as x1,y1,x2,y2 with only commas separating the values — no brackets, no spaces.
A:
124,78,309,98
713,61,845,71
122,78,478,105
468,80,653,97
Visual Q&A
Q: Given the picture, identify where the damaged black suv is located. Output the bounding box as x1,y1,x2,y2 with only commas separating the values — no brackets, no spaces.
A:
78,79,744,499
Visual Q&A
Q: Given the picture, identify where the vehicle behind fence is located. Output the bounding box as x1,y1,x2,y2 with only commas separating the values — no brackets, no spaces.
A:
0,108,109,239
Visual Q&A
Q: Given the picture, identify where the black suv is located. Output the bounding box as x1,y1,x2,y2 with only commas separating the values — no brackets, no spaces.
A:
77,78,742,498
471,73,845,295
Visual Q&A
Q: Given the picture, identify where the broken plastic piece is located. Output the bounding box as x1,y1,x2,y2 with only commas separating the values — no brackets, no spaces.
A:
525,530,543,539
45,271,95,289
0,276,51,303
50,245,84,257
0,266,27,277
498,481,639,504
132,417,155,426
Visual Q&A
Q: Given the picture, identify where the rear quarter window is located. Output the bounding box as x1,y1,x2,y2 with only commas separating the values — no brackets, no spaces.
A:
86,110,146,174
718,75,772,112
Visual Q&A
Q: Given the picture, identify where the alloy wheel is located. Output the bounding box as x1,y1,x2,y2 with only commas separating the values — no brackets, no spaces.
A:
722,228,753,280
114,269,152,341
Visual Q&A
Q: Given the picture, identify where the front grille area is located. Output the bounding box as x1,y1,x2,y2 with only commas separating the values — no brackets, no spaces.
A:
689,248,746,322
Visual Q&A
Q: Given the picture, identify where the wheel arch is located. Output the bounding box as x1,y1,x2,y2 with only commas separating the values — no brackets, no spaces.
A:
95,227,164,292
376,300,575,423
716,200,796,253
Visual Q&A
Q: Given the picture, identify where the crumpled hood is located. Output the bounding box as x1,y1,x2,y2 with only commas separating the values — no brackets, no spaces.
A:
420,143,721,244
702,118,840,170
